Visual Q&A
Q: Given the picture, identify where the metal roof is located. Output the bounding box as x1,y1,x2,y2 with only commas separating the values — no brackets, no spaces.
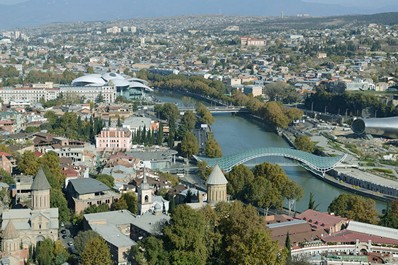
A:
267,219,307,229
69,178,110,195
206,164,228,185
31,168,51,191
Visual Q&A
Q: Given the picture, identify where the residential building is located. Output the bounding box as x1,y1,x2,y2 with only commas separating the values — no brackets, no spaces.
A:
0,87,59,105
65,178,121,213
240,37,266,47
60,85,116,103
96,127,133,151
84,210,136,265
243,85,263,97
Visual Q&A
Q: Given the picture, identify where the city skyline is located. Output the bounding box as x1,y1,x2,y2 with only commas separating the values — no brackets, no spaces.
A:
0,0,398,29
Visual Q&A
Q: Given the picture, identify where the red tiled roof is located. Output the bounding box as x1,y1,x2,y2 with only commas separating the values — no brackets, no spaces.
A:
322,230,398,245
0,152,12,157
34,151,43,157
296,209,347,229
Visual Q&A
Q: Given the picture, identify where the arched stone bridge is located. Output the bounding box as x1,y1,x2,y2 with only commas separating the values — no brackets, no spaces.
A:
194,147,347,175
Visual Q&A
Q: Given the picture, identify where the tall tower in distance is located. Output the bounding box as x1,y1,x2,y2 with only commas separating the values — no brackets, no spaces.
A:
281,11,284,19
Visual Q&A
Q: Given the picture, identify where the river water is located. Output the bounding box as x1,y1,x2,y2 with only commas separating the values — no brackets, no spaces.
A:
154,91,386,212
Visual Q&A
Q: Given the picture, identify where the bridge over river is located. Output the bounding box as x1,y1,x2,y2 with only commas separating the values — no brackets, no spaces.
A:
194,147,347,175
178,106,249,113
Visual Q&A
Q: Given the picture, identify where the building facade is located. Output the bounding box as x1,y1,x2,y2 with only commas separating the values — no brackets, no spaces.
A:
1,169,59,255
96,127,132,151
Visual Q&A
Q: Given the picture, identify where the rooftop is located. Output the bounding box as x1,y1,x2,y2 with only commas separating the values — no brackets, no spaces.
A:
206,164,228,185
68,178,110,195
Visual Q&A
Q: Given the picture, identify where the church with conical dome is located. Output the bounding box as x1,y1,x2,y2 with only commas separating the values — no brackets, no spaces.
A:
206,164,228,204
1,168,59,255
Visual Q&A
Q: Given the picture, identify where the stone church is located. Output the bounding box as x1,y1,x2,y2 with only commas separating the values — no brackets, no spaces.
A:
1,168,59,254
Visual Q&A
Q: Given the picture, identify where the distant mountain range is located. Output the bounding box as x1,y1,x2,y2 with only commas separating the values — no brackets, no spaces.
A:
0,0,398,29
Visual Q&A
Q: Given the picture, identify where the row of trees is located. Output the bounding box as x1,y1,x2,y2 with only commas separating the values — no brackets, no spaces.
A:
145,70,303,130
233,91,303,129
131,202,287,265
226,162,304,216
42,111,104,142
328,193,398,229
304,88,398,118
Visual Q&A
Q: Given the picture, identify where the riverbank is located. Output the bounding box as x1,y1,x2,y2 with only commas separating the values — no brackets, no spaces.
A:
154,90,388,210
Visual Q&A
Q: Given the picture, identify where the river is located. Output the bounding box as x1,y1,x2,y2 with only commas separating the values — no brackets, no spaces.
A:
154,91,386,212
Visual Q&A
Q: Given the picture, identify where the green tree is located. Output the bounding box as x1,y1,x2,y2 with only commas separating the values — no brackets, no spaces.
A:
87,66,94,74
81,236,112,265
196,102,215,125
197,161,212,180
177,110,197,138
84,203,109,214
260,101,289,129
226,164,254,199
216,201,286,265
285,232,292,264
0,168,15,185
308,192,319,210
122,192,138,214
53,240,69,265
204,134,222,158
113,197,128,210
155,103,179,131
39,152,65,189
117,115,122,127
328,194,378,224
163,205,207,265
246,176,282,216
50,189,70,223
17,151,39,175
294,135,315,153
95,92,104,103
36,238,54,265
95,174,114,188
180,132,199,159
74,230,100,254
130,236,169,265
157,122,164,145
380,200,398,229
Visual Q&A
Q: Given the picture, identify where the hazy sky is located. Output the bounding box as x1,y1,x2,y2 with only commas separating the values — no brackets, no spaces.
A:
0,0,27,4
304,0,396,7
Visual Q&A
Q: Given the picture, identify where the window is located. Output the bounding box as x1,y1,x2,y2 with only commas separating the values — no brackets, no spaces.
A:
144,195,149,203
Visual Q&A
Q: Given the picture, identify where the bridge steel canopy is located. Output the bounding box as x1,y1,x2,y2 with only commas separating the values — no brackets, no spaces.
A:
194,147,347,175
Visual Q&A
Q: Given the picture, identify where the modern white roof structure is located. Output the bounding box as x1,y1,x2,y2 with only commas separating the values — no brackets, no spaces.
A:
206,164,228,185
71,72,153,91
347,221,398,241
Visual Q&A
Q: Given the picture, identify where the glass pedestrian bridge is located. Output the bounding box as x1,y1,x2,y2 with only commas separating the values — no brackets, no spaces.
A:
194,147,347,175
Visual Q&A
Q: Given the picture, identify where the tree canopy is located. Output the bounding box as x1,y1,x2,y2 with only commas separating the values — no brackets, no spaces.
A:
204,134,222,158
81,236,112,265
180,132,199,159
328,194,378,224
294,135,315,153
